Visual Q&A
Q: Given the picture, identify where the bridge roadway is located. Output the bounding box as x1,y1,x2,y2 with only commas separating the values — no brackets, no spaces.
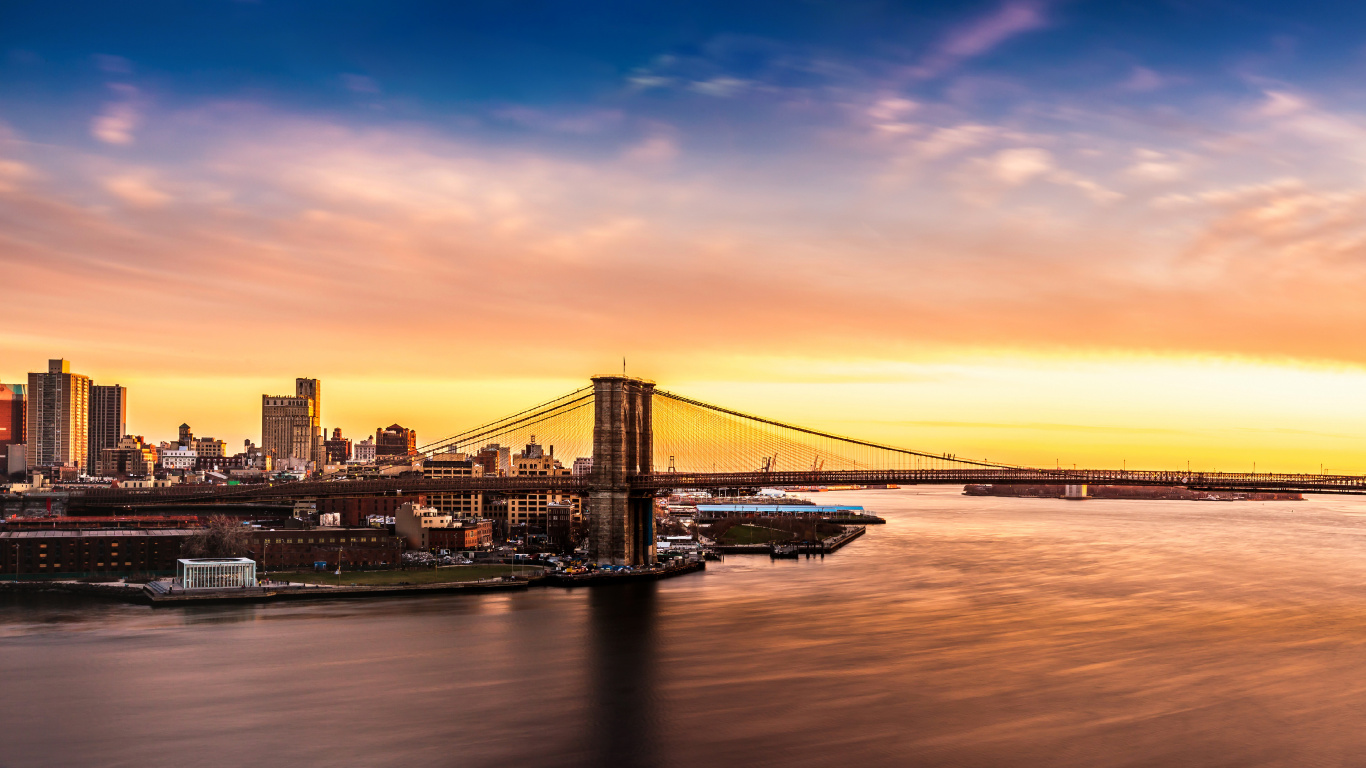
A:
66,468,1366,508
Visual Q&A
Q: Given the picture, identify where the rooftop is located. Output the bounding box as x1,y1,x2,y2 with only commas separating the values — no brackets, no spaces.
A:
177,558,255,565
0,528,201,539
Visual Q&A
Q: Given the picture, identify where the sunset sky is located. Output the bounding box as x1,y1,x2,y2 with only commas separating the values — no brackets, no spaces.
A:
3,0,1366,472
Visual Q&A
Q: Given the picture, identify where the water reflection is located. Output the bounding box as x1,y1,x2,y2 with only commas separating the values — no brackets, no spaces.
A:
587,583,659,768
7,490,1366,766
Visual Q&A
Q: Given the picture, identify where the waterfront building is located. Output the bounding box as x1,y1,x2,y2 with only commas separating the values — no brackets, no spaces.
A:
0,526,403,577
0,515,205,530
394,500,491,550
395,501,452,549
547,501,573,549
88,384,126,474
261,394,314,464
97,435,157,478
572,457,593,476
425,519,493,551
351,437,377,463
375,424,416,458
324,427,352,465
176,558,256,589
0,383,24,479
0,527,193,576
253,527,401,570
421,450,483,518
26,359,91,476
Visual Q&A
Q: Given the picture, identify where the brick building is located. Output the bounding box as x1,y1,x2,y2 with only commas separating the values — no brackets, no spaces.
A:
324,427,352,465
97,435,157,478
317,495,413,527
0,526,404,578
375,424,416,458
426,520,493,551
0,528,194,577
251,528,403,570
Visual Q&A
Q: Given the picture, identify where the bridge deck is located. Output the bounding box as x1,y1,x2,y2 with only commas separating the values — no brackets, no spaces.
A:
62,468,1366,508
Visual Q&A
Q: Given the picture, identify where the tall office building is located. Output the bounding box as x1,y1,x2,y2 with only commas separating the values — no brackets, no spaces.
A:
295,378,324,468
27,359,91,474
261,395,314,463
0,383,25,479
89,384,127,474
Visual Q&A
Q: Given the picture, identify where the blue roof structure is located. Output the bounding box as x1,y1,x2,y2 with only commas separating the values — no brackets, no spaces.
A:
695,505,864,514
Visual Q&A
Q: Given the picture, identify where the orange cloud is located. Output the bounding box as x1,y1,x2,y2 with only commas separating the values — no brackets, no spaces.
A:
1,100,1366,469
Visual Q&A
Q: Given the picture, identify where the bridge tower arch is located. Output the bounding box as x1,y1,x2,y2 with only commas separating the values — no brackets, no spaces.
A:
588,375,656,565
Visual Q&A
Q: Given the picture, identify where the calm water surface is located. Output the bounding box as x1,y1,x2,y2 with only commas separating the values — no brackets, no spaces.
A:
6,487,1366,767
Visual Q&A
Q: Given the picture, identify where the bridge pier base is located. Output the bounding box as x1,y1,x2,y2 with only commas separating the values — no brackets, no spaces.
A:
587,376,656,566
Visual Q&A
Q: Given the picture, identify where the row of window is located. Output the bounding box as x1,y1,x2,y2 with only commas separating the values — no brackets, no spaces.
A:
265,537,385,545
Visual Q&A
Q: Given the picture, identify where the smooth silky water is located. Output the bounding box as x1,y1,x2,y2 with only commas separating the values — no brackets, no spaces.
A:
5,487,1366,767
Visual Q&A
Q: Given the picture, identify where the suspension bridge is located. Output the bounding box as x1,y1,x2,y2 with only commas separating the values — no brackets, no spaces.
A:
70,375,1366,563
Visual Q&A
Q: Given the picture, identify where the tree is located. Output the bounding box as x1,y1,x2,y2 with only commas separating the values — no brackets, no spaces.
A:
181,515,252,559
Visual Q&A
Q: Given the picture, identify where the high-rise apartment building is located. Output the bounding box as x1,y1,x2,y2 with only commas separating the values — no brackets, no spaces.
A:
27,359,92,475
261,395,314,463
88,384,127,473
295,378,323,468
376,424,416,458
0,383,25,469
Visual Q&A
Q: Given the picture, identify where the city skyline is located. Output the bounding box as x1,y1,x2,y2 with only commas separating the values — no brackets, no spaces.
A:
4,1,1366,472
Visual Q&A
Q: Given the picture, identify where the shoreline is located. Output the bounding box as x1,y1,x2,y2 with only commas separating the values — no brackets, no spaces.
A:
0,560,708,607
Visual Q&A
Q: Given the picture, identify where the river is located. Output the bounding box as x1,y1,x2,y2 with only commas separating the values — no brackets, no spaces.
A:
5,487,1366,767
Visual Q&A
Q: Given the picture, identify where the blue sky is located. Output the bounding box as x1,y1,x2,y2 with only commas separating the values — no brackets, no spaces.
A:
6,1,1364,142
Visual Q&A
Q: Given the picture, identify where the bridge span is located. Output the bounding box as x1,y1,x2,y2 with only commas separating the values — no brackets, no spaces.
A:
71,467,1366,506
67,375,1366,563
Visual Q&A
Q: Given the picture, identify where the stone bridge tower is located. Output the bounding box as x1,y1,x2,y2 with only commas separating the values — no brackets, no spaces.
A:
588,376,656,565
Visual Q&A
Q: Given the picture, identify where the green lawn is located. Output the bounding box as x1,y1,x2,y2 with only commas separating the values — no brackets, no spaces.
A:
720,524,795,546
266,564,541,586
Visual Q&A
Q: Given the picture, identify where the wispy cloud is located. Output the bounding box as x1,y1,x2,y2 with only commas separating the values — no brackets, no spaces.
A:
90,84,142,145
340,73,380,94
912,1,1050,79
